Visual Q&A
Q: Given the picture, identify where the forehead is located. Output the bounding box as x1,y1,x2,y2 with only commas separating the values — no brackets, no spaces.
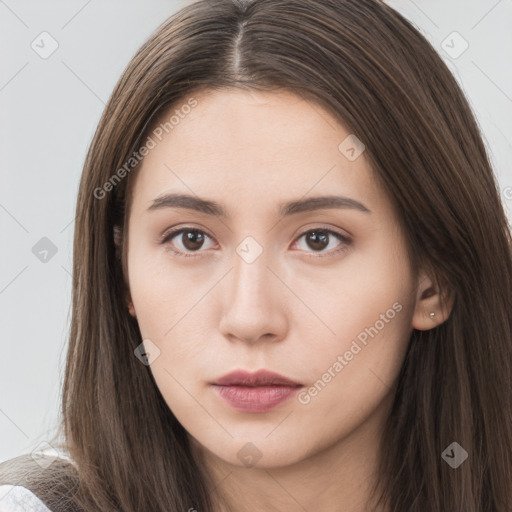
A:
128,88,389,220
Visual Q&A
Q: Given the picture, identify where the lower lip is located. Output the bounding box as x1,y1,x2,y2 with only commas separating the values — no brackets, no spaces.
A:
212,384,302,413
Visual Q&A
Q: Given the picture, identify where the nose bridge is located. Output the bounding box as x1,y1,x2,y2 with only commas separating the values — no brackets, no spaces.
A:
218,233,287,342
230,234,273,305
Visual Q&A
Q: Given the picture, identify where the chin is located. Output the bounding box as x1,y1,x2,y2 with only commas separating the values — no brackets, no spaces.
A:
197,433,312,470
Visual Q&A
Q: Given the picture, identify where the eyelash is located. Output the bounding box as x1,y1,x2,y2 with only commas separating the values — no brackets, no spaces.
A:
159,226,352,259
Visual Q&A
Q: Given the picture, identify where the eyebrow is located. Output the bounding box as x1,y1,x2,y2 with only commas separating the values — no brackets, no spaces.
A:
146,193,372,217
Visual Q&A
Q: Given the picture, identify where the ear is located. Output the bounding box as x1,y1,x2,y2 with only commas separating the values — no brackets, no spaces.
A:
412,268,454,331
125,292,136,318
114,224,136,318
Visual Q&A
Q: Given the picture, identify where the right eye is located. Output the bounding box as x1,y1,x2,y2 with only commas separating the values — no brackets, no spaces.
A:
160,227,217,258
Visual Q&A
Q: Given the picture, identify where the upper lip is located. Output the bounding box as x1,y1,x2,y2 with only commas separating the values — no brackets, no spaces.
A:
212,369,303,387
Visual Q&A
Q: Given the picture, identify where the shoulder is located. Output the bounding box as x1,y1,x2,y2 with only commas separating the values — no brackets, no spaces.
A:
0,453,80,512
0,484,52,512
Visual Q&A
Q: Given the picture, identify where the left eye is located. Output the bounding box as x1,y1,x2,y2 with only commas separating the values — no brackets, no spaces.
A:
292,229,351,256
160,227,351,258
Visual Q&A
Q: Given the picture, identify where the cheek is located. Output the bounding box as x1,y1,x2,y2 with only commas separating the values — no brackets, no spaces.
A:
127,249,219,375
127,244,190,335
296,239,415,385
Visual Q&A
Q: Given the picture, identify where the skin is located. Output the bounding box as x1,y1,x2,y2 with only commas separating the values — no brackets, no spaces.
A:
123,88,453,512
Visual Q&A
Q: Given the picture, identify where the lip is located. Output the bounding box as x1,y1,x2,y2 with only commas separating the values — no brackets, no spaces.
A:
212,369,302,387
211,370,303,413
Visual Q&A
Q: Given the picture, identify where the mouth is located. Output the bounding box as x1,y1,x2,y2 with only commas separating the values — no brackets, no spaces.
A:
210,369,304,413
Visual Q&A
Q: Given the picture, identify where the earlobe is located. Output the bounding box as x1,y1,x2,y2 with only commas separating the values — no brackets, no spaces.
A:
126,293,136,318
411,271,454,331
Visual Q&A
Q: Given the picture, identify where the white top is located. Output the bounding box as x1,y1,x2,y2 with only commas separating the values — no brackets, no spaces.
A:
0,485,51,512
0,452,75,512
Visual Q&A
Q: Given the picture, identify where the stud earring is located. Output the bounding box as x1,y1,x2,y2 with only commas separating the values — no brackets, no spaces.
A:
430,312,435,318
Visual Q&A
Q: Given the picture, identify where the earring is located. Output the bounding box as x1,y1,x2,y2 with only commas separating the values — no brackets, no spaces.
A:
430,312,435,318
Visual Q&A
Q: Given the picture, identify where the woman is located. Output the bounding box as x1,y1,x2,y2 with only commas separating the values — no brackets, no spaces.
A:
1,0,511,510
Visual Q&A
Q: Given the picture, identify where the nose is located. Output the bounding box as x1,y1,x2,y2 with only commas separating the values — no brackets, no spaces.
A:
218,247,289,345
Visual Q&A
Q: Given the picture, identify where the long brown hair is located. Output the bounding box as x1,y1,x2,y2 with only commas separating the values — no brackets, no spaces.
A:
2,0,511,510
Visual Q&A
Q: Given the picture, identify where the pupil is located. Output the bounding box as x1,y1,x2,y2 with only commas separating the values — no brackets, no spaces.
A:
307,231,328,251
183,230,204,250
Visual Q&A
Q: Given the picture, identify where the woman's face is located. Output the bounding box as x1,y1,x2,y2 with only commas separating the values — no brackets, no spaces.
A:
124,88,428,469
